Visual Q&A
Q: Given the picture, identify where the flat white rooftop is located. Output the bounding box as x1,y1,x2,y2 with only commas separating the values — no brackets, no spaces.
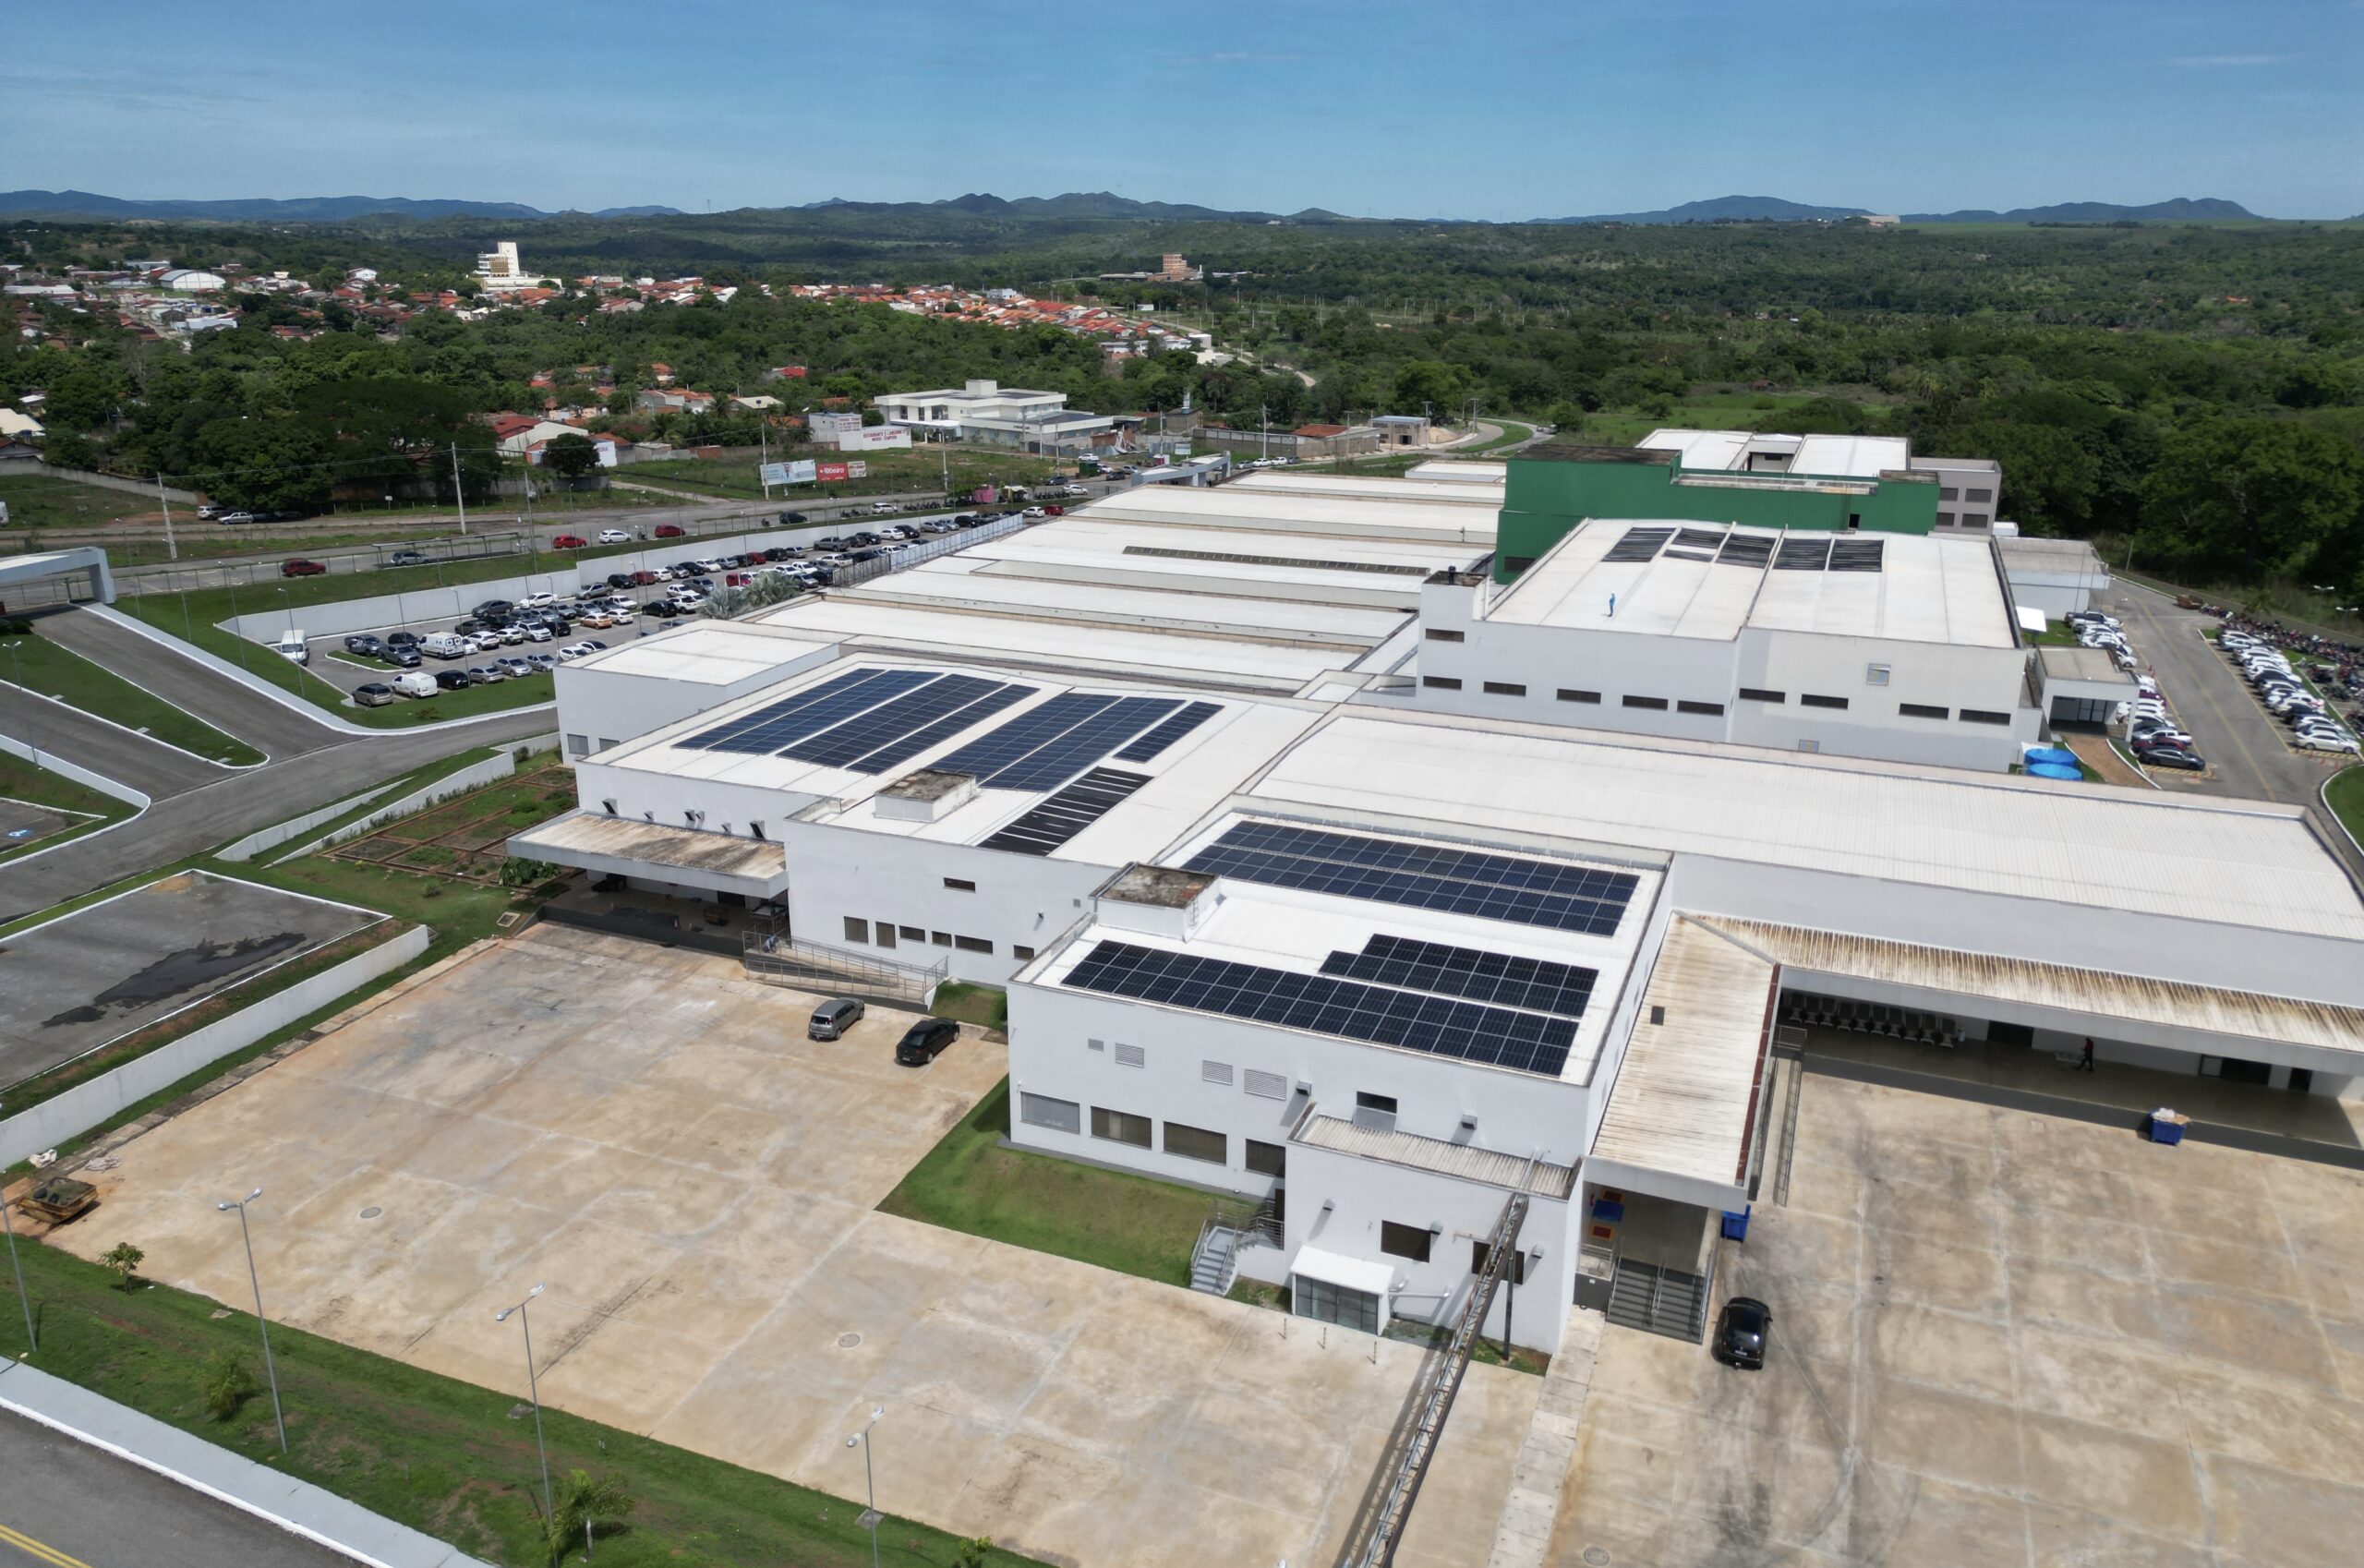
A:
567,623,836,685
1588,917,1774,1194
1487,519,2015,648
1406,460,1508,484
1224,471,1505,506
1246,710,2364,943
1642,428,1910,480
1086,485,1496,548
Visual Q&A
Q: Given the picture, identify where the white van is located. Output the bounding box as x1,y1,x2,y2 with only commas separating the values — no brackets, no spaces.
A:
391,670,438,699
272,631,309,666
420,632,467,659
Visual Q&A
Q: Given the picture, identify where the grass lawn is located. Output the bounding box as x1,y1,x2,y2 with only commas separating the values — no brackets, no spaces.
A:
0,472,160,529
2327,766,2364,846
2029,620,2083,647
931,982,1008,1031
0,628,265,765
878,1080,1212,1288
0,751,132,867
4,1240,1035,1568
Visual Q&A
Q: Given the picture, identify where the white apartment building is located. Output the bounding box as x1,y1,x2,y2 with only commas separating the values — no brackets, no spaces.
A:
874,380,1116,452
475,241,542,292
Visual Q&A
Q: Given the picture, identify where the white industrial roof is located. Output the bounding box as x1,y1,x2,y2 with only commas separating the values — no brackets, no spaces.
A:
1640,428,1909,480
1487,519,2015,648
1224,471,1505,506
956,515,1465,609
1085,484,1496,547
567,623,836,685
1406,460,1508,483
1587,918,1773,1193
1245,711,2364,943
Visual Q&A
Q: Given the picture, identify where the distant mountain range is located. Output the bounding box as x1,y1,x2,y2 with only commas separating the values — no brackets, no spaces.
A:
0,187,2283,228
0,190,684,223
1536,194,2264,224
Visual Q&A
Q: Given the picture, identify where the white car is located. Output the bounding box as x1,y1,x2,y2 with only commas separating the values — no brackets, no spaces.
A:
2297,730,2359,754
557,641,597,661
519,591,557,610
522,622,552,642
597,528,630,544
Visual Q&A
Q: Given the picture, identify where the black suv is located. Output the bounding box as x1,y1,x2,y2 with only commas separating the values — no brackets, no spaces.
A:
778,511,809,525
1712,1297,1770,1370
894,1018,959,1067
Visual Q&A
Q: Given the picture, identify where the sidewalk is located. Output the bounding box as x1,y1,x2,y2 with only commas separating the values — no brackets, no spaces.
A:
0,1358,500,1568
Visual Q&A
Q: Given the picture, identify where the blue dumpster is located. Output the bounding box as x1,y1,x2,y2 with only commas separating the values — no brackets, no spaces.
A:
2147,1111,2188,1145
1721,1206,1752,1242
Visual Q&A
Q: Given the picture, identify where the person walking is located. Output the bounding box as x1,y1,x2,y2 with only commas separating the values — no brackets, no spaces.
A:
2080,1037,2096,1073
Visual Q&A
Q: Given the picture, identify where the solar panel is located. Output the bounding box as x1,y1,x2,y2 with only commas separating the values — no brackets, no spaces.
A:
934,693,1117,780
844,682,1036,774
1827,537,1886,573
1603,526,1674,563
1183,822,1637,936
1716,534,1776,568
1663,549,1719,562
979,767,1149,855
782,675,1002,766
1773,536,1832,571
1672,527,1729,550
983,696,1179,791
683,668,934,754
1066,939,1574,1077
1321,934,1598,1019
1114,700,1222,762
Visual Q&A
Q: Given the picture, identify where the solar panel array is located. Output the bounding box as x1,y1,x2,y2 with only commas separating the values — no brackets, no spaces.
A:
683,668,926,754
1321,934,1598,1019
979,767,1150,855
935,694,1186,791
1716,533,1776,568
1589,526,1884,574
1184,821,1637,936
1065,939,1576,1077
1827,537,1887,573
781,675,1003,768
1603,525,1676,563
845,682,1035,774
677,667,1043,773
1114,701,1222,762
1773,536,1833,571
1672,526,1730,550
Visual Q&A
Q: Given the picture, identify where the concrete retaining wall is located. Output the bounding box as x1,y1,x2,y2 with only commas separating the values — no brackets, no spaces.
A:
0,923,430,1167
274,738,555,862
215,784,396,862
0,734,151,809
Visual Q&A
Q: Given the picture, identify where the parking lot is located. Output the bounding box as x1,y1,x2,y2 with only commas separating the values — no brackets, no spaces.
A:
1549,1072,2364,1568
53,925,1537,1567
0,794,93,856
0,870,380,1087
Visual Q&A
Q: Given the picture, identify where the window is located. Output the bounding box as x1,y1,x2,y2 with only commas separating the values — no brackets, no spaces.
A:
874,923,897,949
567,733,590,756
931,931,952,947
943,877,976,892
1087,1037,1105,1052
1114,1042,1146,1068
1939,486,1960,501
899,925,925,941
1865,664,1891,686
1739,688,1785,704
1960,708,2011,725
1091,1106,1152,1147
597,739,619,753
1243,1068,1289,1100
1164,1122,1227,1164
1935,512,1956,526
1900,703,1949,719
1966,487,1994,503
1960,514,1989,529
1019,1092,1080,1134
842,916,869,944
1503,555,1537,574
1380,1221,1433,1262
1557,689,1600,705
1421,676,1463,691
1800,694,1849,710
1246,1140,1286,1177
1013,945,1036,961
1471,1241,1528,1285
1295,1275,1380,1334
1483,681,1526,697
1622,695,1669,711
954,935,993,954
1676,700,1724,717
1200,1059,1235,1086
1424,628,1465,643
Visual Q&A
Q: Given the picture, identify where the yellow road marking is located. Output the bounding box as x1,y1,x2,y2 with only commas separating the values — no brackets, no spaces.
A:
0,1520,94,1568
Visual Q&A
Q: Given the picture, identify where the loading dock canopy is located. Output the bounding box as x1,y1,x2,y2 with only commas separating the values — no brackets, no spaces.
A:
1289,1245,1397,1300
510,810,789,899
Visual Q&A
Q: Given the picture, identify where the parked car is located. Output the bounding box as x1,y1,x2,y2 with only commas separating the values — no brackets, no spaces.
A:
281,558,327,577
381,645,421,669
808,998,866,1041
433,669,474,691
217,511,259,526
778,511,809,525
390,670,438,699
525,652,559,672
354,681,395,707
474,599,514,619
551,534,588,549
869,501,899,515
894,1018,960,1067
597,527,631,544
557,642,595,661
1712,1297,1771,1370
384,631,421,650
1021,507,1048,520
655,523,685,538
2135,744,2205,771
2297,730,2360,754
387,549,427,567
344,633,385,657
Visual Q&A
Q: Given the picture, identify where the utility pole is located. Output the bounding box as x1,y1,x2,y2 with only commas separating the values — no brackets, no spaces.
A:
156,474,178,563
451,442,469,537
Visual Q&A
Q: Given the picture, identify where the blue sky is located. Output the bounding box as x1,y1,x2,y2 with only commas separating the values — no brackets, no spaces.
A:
6,0,2359,218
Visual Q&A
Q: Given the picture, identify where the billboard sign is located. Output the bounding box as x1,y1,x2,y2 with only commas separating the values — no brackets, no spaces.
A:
762,460,817,486
845,460,868,479
816,462,849,483
758,461,792,487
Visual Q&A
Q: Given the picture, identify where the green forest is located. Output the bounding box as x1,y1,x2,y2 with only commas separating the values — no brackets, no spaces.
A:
5,209,2360,597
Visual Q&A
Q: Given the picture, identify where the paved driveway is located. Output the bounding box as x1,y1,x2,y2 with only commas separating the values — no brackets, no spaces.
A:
53,926,1536,1568
1549,1073,2364,1567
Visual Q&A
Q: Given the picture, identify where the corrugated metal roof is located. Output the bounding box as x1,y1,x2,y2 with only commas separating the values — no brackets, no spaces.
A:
1590,918,1774,1187
1294,1112,1579,1198
1695,914,2364,1056
513,811,786,877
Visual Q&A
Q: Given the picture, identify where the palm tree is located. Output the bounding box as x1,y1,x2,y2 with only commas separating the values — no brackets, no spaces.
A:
542,1468,634,1563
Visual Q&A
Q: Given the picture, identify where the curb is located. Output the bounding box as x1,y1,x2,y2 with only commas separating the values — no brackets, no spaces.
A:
0,1360,498,1568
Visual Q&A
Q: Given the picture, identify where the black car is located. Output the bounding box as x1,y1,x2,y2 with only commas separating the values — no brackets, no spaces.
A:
778,511,808,525
607,572,636,590
2136,745,2206,771
388,549,427,568
1712,1297,1771,1370
382,646,421,669
473,599,513,620
433,669,474,691
894,1018,959,1067
384,631,421,650
850,530,882,547
344,633,385,657
846,549,884,563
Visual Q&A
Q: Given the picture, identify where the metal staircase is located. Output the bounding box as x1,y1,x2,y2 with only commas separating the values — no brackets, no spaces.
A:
1188,1195,1280,1296
1604,1258,1712,1343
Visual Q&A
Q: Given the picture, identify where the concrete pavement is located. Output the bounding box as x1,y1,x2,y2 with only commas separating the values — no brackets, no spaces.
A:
0,685,223,798
0,1369,494,1568
35,608,341,761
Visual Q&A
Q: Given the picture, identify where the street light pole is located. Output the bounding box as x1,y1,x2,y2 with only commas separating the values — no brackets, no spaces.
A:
1,1104,35,1354
214,1189,286,1453
496,1284,555,1527
845,1405,885,1568
452,442,470,537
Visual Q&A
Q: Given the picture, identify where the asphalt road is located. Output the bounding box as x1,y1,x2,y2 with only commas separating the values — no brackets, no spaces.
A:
0,1410,360,1568
35,609,339,761
0,683,230,799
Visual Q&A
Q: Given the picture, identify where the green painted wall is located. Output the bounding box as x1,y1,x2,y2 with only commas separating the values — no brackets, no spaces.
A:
1497,450,1938,580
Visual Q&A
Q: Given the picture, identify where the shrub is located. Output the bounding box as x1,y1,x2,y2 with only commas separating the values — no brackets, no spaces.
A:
101,1240,145,1291
201,1350,260,1421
